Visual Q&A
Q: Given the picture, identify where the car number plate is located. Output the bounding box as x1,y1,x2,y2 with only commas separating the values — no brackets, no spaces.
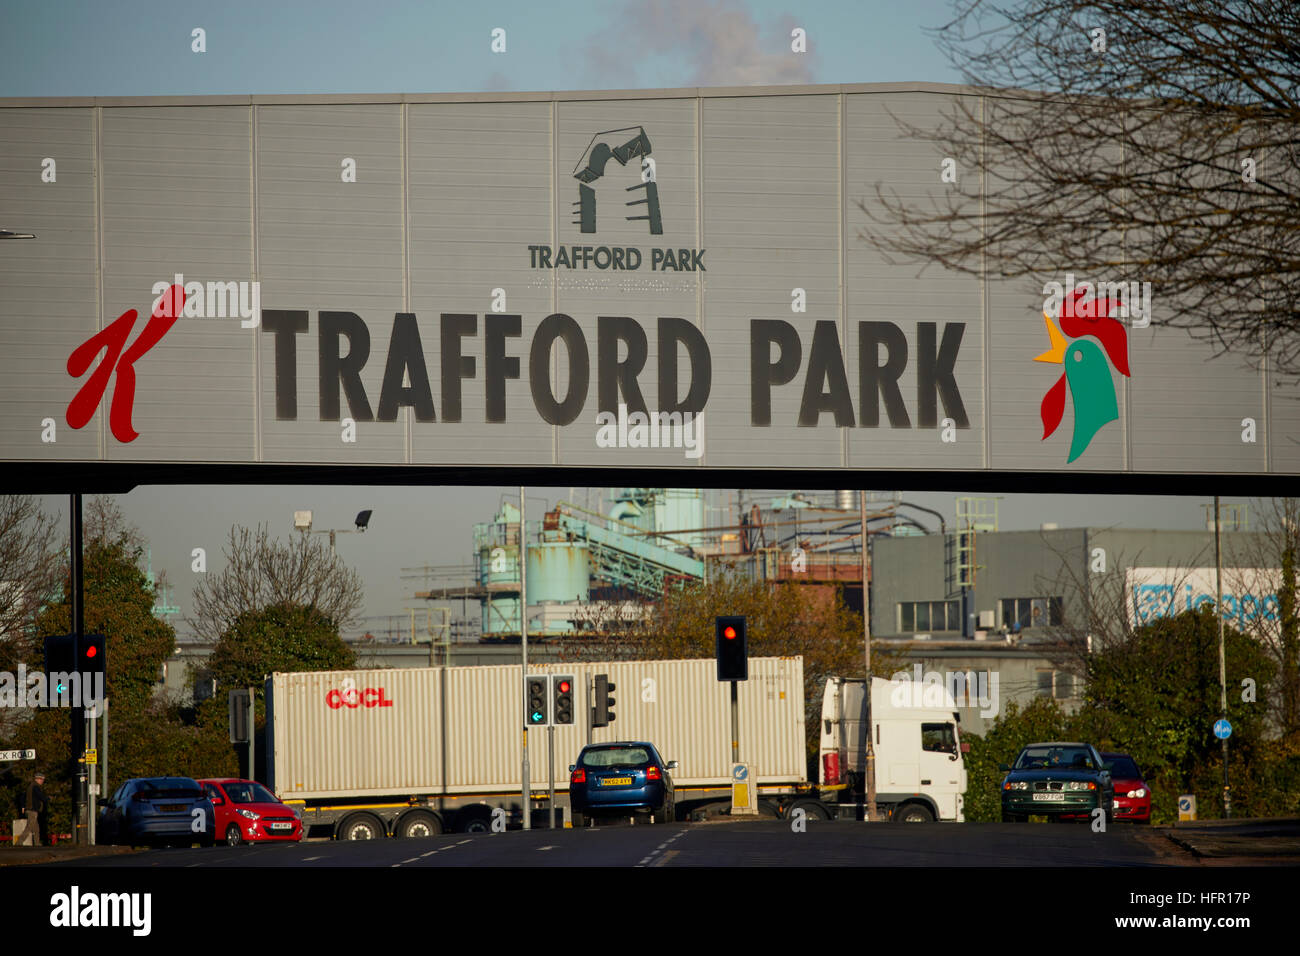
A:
1032,793,1065,802
268,823,292,831
158,804,187,812
601,777,633,786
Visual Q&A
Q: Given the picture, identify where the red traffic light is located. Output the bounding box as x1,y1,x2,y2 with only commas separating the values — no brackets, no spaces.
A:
558,680,571,693
724,626,737,640
85,645,98,658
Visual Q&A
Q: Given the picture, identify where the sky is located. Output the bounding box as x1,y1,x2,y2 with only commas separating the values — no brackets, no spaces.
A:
4,1,1251,637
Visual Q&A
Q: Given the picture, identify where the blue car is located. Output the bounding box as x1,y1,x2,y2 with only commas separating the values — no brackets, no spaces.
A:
98,777,216,847
569,741,676,827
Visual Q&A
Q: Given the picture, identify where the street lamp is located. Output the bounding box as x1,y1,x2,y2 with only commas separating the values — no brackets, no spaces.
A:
293,509,372,554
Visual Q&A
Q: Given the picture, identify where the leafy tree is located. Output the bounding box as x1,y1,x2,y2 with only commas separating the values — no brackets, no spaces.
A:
1225,497,1300,741
2,500,234,836
961,606,1286,823
33,535,175,713
205,602,355,693
1073,605,1273,822
962,696,1070,822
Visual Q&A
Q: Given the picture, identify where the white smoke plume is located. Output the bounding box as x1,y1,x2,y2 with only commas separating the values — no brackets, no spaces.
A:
585,0,816,88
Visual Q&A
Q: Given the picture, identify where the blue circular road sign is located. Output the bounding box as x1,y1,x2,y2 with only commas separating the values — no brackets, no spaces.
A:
1214,719,1232,739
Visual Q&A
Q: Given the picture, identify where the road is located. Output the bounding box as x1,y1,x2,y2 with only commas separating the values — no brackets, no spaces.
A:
41,819,1239,868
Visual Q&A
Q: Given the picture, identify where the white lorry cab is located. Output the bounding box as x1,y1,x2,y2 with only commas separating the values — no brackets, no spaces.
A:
819,676,968,822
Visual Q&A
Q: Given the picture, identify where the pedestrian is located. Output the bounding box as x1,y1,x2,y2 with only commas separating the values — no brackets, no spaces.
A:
20,773,49,846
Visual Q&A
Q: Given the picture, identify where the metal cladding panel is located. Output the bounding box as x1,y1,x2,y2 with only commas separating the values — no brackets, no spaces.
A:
257,104,406,463
100,107,255,461
1127,321,1267,473
407,102,554,464
553,98,707,468
1271,376,1300,473
844,93,985,469
0,108,99,461
1,87,1294,476
553,98,701,467
269,657,804,799
703,95,842,468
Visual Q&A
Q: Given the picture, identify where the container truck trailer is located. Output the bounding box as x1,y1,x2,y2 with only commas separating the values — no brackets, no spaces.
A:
264,657,965,839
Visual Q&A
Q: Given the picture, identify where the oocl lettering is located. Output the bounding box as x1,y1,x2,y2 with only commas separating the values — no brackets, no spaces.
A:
325,679,394,710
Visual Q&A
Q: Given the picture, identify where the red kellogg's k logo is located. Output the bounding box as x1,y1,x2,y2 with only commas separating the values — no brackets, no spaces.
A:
66,284,183,443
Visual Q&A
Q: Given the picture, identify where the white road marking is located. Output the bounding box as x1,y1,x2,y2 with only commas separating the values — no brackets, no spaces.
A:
401,856,420,864
538,845,555,851
421,850,440,858
456,839,472,845
637,827,687,867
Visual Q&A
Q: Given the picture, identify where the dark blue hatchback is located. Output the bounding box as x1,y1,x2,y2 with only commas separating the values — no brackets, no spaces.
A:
569,742,676,827
98,776,216,847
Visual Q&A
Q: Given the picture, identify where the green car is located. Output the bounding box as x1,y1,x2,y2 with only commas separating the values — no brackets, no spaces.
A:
999,742,1114,823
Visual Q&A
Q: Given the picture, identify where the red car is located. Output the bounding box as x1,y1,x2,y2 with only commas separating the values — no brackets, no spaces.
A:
198,778,303,846
1101,752,1152,824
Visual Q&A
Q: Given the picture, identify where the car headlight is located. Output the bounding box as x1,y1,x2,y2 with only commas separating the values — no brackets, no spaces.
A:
237,809,261,821
1003,781,1029,791
1066,781,1097,790
1127,788,1147,798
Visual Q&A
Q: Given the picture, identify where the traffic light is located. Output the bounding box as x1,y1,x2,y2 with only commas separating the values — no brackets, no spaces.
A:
552,676,574,725
43,633,76,705
716,615,748,681
42,633,107,706
80,633,106,676
594,673,616,727
526,675,549,726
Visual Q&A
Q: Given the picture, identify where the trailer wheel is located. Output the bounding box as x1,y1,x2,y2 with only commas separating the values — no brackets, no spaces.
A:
397,811,441,839
339,814,386,841
788,800,831,822
458,809,493,834
893,803,934,823
758,800,781,819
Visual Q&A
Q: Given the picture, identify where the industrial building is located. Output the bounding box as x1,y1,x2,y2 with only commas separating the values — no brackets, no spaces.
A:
158,488,1276,737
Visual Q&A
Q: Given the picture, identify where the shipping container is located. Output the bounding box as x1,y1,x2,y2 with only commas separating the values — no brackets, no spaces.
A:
265,656,809,837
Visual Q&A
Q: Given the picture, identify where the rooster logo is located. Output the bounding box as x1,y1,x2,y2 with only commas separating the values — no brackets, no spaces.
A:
1035,288,1130,462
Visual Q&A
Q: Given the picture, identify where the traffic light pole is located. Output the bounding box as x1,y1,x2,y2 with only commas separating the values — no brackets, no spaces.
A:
548,726,556,829
519,487,530,831
69,492,86,845
860,490,876,822
730,680,739,763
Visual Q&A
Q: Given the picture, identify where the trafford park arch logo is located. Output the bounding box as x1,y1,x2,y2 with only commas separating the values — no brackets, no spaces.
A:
1035,286,1131,462
572,126,662,235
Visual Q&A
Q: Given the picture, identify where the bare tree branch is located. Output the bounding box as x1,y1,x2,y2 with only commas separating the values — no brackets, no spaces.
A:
0,495,61,644
186,525,365,642
860,0,1300,376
